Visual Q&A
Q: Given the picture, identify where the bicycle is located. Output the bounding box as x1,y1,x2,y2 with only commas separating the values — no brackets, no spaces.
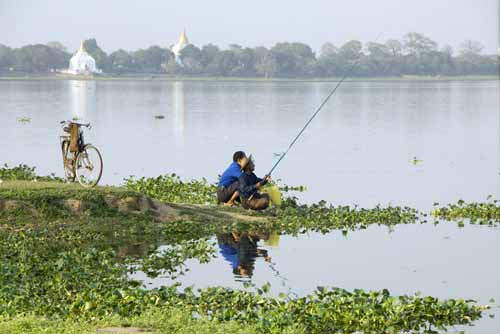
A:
60,120,103,187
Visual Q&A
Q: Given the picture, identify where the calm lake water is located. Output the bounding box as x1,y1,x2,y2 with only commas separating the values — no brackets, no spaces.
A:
1,79,499,332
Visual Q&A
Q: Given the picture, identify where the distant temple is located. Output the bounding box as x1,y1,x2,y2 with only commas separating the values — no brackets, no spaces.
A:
65,41,101,75
171,30,190,63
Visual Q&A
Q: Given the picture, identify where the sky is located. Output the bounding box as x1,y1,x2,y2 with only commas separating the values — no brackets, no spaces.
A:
0,0,498,54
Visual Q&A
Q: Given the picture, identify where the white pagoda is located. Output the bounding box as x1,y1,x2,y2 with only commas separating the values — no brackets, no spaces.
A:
67,41,101,75
171,30,190,62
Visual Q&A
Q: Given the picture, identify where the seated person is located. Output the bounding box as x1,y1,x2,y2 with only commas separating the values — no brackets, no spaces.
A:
238,156,271,210
217,151,247,206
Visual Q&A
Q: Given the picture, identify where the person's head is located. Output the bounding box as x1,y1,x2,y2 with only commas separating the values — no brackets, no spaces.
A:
242,157,255,174
233,263,254,278
233,151,246,165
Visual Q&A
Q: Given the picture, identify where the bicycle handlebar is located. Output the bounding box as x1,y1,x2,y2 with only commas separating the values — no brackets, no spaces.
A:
60,120,91,128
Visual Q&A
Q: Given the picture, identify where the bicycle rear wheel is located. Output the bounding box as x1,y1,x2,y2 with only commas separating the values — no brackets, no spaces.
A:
75,144,103,187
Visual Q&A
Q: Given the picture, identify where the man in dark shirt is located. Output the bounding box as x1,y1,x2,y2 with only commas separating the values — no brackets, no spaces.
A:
217,151,247,206
238,156,271,210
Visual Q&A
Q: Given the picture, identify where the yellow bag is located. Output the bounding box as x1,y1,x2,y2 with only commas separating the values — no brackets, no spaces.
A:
261,184,282,207
264,232,281,247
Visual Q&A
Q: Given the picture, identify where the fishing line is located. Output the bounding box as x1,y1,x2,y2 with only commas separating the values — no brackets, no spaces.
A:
267,34,382,176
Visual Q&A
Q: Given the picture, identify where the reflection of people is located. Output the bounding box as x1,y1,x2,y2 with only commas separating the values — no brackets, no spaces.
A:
217,231,270,278
217,151,247,206
238,156,271,210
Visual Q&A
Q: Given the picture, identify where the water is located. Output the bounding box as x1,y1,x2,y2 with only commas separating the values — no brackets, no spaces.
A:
0,79,498,209
1,79,499,332
134,223,500,333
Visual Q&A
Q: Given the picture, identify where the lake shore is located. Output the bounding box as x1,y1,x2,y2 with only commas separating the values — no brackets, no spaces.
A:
0,74,498,82
0,165,496,334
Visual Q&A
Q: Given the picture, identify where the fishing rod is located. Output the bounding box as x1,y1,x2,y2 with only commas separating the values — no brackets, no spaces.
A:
266,49,371,177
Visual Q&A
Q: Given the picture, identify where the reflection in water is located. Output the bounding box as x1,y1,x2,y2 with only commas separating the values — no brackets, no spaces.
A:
69,80,96,121
217,231,271,279
172,81,186,145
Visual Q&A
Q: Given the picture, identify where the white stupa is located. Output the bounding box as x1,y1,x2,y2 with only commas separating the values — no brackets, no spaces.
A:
171,30,190,62
67,41,101,75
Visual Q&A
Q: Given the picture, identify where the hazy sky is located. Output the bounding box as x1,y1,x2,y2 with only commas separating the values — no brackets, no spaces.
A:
1,0,498,54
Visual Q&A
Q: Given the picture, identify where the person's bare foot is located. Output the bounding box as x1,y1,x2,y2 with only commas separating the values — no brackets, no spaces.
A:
223,201,236,207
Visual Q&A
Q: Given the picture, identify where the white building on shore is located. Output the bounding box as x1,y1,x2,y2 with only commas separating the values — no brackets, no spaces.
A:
64,41,102,75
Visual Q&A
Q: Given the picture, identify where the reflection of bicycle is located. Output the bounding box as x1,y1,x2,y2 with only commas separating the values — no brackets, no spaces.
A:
60,120,103,187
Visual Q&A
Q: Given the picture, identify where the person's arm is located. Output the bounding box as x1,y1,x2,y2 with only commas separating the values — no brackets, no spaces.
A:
255,174,270,189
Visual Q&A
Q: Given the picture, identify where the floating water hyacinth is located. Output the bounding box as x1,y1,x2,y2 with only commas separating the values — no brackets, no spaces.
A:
411,156,423,165
16,117,31,124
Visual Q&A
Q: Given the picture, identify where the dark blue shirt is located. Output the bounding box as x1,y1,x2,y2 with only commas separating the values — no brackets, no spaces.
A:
238,172,263,199
219,243,239,270
219,162,243,187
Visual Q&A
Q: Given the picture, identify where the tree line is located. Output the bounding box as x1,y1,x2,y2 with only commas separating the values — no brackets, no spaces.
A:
0,33,497,77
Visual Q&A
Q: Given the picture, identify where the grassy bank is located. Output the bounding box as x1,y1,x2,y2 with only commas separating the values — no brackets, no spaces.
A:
0,74,498,82
0,165,497,333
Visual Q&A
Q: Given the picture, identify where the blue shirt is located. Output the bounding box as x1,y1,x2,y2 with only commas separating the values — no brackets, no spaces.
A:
219,243,239,270
218,162,242,187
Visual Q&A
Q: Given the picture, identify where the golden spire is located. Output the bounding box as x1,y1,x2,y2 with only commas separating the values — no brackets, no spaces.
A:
178,29,189,45
78,40,86,53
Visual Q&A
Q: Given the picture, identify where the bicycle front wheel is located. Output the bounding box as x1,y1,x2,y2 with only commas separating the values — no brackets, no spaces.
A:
75,144,103,187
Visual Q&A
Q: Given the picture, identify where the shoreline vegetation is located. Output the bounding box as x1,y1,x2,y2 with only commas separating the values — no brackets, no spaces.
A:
0,74,498,82
1,33,498,80
0,164,498,333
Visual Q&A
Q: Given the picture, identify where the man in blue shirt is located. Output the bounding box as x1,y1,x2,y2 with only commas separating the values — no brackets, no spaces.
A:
217,151,247,206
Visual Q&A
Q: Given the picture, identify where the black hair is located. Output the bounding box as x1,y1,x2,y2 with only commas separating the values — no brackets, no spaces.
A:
233,151,246,162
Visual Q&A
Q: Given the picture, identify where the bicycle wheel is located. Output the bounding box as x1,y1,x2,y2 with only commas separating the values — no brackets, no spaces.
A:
75,144,103,187
61,140,76,182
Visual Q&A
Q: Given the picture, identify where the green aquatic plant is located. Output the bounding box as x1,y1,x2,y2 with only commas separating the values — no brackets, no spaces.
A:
124,174,218,205
16,117,31,124
269,201,423,235
0,170,492,333
432,198,500,226
0,223,484,333
0,164,62,182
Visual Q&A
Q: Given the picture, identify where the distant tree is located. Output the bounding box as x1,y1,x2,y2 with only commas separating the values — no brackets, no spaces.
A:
336,40,363,76
229,46,255,76
253,47,277,78
132,46,173,73
179,45,203,74
210,50,239,76
403,32,437,57
385,39,403,57
365,42,391,75
163,58,182,74
11,44,69,72
46,41,68,53
200,44,220,70
0,44,13,71
319,42,338,58
271,42,315,77
459,40,484,56
109,49,133,73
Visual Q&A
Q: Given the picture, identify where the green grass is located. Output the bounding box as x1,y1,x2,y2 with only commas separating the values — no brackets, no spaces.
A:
0,308,267,334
